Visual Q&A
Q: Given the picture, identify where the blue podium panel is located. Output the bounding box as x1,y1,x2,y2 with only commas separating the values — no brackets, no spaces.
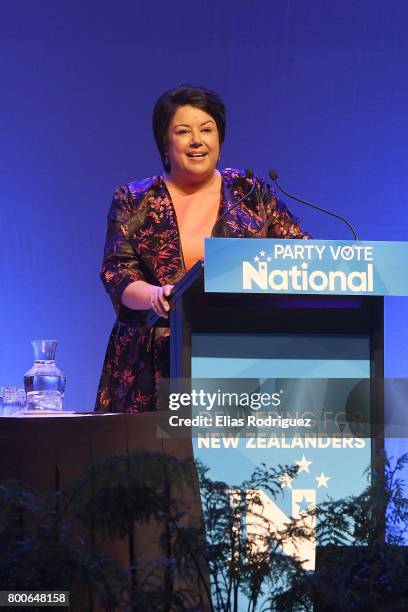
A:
192,331,372,574
192,332,370,379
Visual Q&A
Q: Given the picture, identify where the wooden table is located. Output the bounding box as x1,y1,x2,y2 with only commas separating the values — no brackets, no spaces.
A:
0,412,208,609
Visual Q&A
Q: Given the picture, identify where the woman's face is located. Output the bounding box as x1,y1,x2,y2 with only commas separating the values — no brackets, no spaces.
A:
165,105,220,184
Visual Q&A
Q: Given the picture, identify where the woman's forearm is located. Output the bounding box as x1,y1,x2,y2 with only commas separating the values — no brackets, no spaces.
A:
121,280,155,310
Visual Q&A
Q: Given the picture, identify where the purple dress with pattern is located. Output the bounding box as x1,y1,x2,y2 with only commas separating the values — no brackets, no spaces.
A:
95,169,309,413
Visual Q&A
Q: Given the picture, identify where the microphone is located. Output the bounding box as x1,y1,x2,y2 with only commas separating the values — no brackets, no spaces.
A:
268,169,359,241
214,168,257,226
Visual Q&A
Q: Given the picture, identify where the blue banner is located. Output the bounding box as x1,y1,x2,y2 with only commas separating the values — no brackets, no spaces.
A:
204,238,408,296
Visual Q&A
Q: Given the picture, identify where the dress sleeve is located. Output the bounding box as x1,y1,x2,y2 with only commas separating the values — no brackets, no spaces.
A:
101,185,146,314
260,179,311,239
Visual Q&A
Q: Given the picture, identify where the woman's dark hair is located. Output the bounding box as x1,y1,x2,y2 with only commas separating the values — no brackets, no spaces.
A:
152,84,226,173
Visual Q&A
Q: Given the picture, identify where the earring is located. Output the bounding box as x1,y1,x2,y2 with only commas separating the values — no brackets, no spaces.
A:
164,154,169,167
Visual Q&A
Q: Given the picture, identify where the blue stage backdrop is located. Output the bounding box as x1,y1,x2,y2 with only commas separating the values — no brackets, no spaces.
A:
1,1,408,413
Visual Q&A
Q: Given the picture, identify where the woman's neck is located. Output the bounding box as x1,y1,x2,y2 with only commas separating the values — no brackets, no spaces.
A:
165,169,221,196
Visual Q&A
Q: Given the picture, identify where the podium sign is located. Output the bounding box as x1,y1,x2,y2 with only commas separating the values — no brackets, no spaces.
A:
204,238,408,296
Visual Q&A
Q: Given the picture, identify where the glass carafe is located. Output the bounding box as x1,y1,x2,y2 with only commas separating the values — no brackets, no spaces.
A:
24,340,66,411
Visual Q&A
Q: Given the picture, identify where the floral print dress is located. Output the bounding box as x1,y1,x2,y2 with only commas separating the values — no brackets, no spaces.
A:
95,169,310,413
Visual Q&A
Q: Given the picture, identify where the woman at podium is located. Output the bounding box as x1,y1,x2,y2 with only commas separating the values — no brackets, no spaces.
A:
95,85,309,413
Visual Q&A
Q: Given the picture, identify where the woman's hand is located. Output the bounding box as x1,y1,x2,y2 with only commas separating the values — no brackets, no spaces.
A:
121,280,174,313
149,284,174,319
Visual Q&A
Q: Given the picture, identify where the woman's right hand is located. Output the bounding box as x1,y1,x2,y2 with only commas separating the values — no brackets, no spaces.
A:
149,284,174,319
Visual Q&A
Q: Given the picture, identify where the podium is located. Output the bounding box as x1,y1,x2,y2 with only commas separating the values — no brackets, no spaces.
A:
150,237,408,582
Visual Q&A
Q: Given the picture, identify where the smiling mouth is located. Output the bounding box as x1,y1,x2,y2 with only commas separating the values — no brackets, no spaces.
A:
186,152,207,158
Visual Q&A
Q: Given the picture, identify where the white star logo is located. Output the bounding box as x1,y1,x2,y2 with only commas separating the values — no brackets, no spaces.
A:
279,472,293,489
314,472,331,488
254,256,259,262
295,455,313,473
259,250,266,257
267,256,272,262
